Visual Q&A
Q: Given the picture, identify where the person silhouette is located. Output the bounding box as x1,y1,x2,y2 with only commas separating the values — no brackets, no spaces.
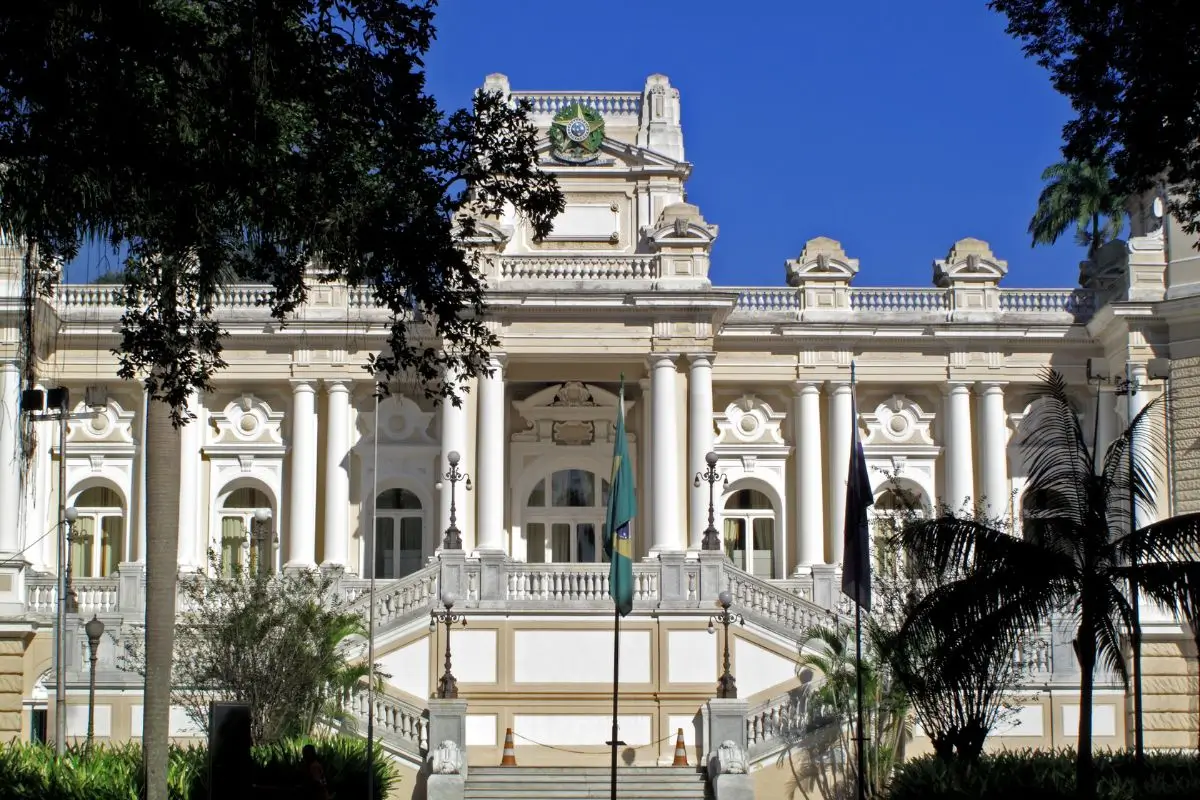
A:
301,744,331,800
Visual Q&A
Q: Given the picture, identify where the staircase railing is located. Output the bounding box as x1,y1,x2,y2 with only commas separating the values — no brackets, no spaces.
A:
343,685,428,762
346,563,441,635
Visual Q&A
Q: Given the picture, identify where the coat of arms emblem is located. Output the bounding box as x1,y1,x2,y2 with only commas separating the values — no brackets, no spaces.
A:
548,102,605,164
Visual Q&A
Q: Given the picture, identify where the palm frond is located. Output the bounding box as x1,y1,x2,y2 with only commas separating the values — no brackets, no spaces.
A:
1020,370,1095,530
1115,559,1200,618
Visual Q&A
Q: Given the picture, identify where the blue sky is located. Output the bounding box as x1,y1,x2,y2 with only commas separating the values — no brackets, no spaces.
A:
68,1,1084,288
422,0,1082,288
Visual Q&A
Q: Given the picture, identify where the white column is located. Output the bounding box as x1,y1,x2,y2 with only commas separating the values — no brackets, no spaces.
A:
287,380,318,568
638,377,653,559
1125,363,1156,528
943,383,976,513
794,382,825,569
977,382,1010,520
176,391,202,569
826,382,852,565
475,355,506,552
1093,386,1118,474
440,371,470,551
650,354,681,554
322,380,351,568
0,362,21,554
687,354,715,550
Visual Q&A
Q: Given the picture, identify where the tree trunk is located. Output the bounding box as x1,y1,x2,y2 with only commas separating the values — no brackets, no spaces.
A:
143,397,182,800
1075,634,1098,799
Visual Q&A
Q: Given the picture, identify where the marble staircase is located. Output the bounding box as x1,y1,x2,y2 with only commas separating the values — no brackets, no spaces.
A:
463,766,711,800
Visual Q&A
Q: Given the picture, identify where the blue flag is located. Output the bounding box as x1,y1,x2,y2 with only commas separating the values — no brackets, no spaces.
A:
841,396,874,611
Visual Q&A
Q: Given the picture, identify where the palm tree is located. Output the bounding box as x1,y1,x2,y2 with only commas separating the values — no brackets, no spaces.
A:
897,370,1200,796
1029,156,1128,259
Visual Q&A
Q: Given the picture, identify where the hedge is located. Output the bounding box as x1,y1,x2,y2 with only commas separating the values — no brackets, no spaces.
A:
0,736,398,800
886,749,1200,800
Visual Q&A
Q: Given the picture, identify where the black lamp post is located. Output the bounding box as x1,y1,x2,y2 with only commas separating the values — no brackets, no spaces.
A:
435,451,471,550
84,615,104,746
430,592,467,698
708,590,744,698
250,507,274,576
694,451,727,551
64,506,80,613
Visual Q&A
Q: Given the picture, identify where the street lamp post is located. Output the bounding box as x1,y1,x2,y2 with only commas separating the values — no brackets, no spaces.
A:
435,451,471,550
708,590,744,698
84,615,105,747
430,592,467,698
63,507,80,613
250,508,273,576
694,451,727,551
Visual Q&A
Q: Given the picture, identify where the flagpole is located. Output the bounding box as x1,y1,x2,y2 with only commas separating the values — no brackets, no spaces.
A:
850,362,867,800
610,606,620,800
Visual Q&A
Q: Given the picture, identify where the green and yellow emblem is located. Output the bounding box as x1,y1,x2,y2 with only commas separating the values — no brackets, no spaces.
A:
548,102,605,163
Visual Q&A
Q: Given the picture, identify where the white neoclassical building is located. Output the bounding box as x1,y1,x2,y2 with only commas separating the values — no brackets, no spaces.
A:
1,74,1198,798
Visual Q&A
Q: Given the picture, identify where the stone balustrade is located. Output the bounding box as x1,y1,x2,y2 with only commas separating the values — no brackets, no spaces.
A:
732,285,1097,320
510,91,642,119
745,691,804,759
347,689,428,758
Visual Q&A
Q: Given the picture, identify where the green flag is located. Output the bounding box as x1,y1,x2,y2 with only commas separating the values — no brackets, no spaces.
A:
604,382,636,617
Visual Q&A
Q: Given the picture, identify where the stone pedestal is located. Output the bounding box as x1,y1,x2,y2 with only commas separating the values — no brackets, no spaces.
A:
438,551,467,603
659,551,688,607
117,562,145,614
427,774,465,800
427,698,468,756
697,551,726,603
477,550,507,603
706,697,748,753
810,564,838,611
0,560,26,616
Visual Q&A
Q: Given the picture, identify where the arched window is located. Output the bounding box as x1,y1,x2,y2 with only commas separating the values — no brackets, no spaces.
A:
723,489,775,577
219,487,273,577
524,469,611,563
70,486,124,578
375,488,423,579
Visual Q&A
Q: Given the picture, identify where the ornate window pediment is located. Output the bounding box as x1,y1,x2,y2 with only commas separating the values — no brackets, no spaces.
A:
862,395,936,448
205,395,285,455
512,381,635,446
66,400,136,455
361,394,436,446
715,396,787,451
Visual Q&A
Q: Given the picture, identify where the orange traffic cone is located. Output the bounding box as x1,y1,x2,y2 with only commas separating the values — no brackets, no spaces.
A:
501,727,517,766
672,728,688,766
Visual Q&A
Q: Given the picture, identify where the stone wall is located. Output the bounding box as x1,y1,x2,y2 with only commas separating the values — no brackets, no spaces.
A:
0,634,27,741
1170,356,1200,512
1141,637,1199,750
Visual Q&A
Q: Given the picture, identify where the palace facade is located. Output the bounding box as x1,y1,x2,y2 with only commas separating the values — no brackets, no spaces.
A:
1,74,1198,797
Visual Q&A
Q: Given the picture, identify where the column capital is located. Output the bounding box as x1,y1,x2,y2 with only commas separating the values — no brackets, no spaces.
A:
646,352,679,370
827,381,852,395
792,380,823,396
686,352,716,367
289,379,317,393
945,381,973,394
484,352,508,370
323,378,354,394
975,381,1008,394
638,377,651,391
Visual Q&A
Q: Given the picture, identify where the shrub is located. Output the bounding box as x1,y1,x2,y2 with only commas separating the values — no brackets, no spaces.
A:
0,736,398,800
887,749,1200,800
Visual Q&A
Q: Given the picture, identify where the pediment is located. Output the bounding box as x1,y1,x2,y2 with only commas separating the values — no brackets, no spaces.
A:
66,400,136,450
359,394,436,447
205,394,286,453
862,395,936,449
512,381,636,445
535,137,687,172
715,395,787,450
785,237,860,286
933,237,1008,286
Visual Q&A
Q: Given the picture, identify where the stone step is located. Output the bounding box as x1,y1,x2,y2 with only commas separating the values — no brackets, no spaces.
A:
464,766,710,800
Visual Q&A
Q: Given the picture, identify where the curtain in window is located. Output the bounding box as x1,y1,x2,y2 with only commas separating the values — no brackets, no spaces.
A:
71,517,96,578
375,518,396,579
526,523,545,563
221,516,246,577
723,519,746,569
100,516,124,577
397,517,423,578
